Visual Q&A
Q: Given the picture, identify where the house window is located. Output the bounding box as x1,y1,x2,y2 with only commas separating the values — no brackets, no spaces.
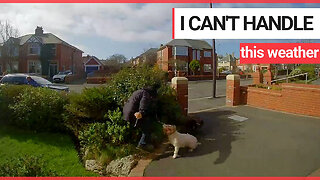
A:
13,47,19,57
173,46,188,56
192,49,200,60
51,45,56,56
29,43,41,55
204,51,212,57
193,50,196,60
28,61,41,74
204,64,212,72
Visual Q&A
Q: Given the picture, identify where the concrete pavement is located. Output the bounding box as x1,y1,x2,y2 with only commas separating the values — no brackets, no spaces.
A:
312,78,320,85
144,105,320,176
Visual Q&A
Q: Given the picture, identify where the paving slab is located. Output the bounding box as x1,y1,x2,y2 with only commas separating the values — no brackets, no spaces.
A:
144,106,320,176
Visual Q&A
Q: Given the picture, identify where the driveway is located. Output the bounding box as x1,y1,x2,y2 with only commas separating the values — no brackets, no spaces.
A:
144,105,320,176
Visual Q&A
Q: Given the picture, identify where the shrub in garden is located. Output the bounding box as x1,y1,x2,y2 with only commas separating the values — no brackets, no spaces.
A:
108,66,186,126
105,108,132,145
108,66,167,106
0,155,59,177
156,85,186,125
289,64,316,80
9,87,67,131
78,122,107,159
79,108,138,164
189,60,200,75
63,86,118,135
0,85,29,124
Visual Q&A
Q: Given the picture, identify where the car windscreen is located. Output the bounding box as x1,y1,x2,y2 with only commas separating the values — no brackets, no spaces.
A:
31,76,52,85
0,76,27,85
58,71,70,75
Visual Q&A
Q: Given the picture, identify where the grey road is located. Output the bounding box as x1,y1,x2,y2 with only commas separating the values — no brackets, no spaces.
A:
145,105,320,176
66,83,104,93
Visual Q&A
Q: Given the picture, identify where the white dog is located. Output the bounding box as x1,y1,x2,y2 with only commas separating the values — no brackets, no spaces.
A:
163,124,199,159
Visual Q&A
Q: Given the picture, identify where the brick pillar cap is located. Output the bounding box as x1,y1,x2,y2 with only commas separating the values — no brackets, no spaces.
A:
226,74,240,80
171,77,188,85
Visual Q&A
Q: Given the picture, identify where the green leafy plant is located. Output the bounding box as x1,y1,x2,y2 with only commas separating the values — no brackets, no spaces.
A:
9,87,67,131
63,86,117,135
0,155,59,177
0,85,29,124
289,64,316,80
189,60,200,75
105,108,131,145
108,65,167,106
78,122,107,158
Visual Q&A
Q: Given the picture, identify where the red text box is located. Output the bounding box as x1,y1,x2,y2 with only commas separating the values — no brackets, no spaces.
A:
240,43,320,64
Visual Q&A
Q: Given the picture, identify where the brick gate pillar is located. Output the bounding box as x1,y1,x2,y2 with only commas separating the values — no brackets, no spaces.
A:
171,77,188,116
253,66,263,84
264,66,273,85
226,74,240,106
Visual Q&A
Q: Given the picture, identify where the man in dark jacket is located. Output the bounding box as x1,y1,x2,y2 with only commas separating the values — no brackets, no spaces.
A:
123,86,158,148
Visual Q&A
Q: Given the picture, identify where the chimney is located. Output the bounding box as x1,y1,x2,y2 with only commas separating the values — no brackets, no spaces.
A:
35,26,44,36
160,44,163,48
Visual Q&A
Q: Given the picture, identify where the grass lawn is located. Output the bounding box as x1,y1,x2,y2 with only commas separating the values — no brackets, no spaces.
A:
0,126,96,176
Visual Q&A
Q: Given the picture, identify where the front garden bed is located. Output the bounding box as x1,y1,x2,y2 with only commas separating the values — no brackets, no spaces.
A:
0,66,186,176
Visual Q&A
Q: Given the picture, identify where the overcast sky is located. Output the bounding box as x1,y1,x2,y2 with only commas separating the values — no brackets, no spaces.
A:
1,3,320,59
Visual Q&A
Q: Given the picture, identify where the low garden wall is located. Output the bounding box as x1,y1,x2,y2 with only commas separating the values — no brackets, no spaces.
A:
240,83,320,117
64,74,84,84
86,77,111,84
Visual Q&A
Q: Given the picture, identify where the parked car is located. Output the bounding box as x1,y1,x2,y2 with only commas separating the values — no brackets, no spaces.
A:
53,70,72,83
0,74,69,92
221,70,233,75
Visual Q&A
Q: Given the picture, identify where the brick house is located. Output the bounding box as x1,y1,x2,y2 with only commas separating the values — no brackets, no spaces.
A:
83,55,103,74
131,48,157,66
0,27,84,78
218,53,237,72
156,39,213,76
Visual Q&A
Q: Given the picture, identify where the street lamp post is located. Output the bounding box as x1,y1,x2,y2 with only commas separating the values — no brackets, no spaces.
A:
210,2,217,98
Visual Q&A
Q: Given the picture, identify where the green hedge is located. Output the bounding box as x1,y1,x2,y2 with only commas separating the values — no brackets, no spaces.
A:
0,85,29,124
9,87,68,131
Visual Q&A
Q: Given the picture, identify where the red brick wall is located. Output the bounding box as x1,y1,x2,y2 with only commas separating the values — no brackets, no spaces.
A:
226,75,240,106
171,77,188,116
58,44,83,75
241,83,320,117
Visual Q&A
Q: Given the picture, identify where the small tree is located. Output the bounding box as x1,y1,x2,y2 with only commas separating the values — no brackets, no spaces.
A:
189,60,200,75
0,20,20,73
